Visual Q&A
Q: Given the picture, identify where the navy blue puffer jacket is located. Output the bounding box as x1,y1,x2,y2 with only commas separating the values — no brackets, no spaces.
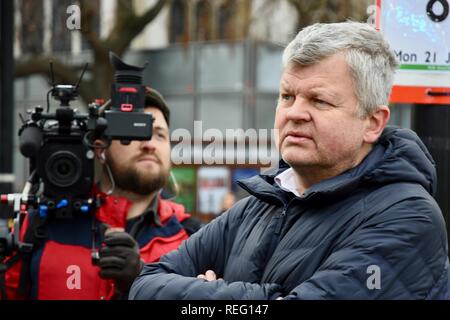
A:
130,128,450,299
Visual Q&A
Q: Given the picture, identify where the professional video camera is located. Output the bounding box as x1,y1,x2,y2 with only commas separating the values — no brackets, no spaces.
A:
0,52,152,269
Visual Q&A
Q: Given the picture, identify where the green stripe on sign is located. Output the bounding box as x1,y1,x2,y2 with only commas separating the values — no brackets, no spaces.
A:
399,64,450,71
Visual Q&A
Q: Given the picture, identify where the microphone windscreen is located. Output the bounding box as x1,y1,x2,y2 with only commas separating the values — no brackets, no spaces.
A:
19,125,43,158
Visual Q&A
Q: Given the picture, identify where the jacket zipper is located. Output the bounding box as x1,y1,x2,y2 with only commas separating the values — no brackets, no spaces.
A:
274,208,286,235
276,200,294,235
274,197,298,235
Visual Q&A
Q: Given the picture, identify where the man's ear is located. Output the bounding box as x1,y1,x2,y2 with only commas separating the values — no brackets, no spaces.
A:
363,105,390,144
93,139,106,163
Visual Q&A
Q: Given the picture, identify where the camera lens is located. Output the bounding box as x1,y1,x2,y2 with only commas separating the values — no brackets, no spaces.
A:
45,151,81,188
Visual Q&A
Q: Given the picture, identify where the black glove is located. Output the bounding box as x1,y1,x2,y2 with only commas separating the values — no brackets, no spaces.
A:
98,231,144,296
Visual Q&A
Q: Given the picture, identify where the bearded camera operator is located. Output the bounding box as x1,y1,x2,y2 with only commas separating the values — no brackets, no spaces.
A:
1,87,201,300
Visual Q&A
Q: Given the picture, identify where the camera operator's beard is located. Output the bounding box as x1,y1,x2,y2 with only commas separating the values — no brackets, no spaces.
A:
106,157,169,196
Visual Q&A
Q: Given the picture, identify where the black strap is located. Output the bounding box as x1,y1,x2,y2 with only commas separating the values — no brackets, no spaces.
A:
17,253,31,297
16,213,48,298
4,254,21,269
181,216,202,236
23,214,48,246
0,267,6,300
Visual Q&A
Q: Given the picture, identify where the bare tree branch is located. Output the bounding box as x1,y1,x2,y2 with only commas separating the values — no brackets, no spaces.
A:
16,57,78,84
286,0,371,30
13,0,175,102
15,56,96,104
79,0,107,59
107,0,168,55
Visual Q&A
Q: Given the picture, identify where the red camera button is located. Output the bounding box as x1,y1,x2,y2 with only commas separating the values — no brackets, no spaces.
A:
119,87,138,93
121,104,134,112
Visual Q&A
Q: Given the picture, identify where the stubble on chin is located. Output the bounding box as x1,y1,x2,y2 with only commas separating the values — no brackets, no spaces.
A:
108,158,169,196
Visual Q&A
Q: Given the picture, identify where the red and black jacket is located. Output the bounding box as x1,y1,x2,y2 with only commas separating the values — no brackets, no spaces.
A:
3,190,198,300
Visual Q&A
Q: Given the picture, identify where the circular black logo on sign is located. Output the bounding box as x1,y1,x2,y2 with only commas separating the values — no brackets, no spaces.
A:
427,0,449,22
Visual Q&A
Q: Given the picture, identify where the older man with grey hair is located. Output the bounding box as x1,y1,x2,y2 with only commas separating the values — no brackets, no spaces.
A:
129,22,449,300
